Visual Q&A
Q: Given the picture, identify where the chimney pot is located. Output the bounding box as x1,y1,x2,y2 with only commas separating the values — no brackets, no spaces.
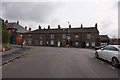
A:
25,26,27,30
58,25,60,29
69,24,71,28
29,28,31,31
17,21,19,24
48,25,50,29
95,23,97,28
39,25,41,29
81,24,83,28
5,20,8,23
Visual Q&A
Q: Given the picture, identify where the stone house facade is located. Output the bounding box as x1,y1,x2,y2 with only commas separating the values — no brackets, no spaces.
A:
23,24,100,48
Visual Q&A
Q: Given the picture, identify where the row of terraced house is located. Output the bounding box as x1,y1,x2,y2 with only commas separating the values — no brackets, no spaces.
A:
23,24,101,48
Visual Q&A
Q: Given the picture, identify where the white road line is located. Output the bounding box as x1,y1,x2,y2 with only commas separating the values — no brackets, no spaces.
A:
108,65,115,69
100,61,104,64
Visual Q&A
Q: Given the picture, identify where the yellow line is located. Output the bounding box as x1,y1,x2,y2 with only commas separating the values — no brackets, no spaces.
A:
0,48,36,68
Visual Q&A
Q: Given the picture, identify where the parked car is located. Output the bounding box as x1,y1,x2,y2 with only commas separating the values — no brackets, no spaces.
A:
95,45,106,50
95,45,120,68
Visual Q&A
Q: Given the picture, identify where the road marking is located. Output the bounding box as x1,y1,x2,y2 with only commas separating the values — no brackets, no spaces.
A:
100,61,104,64
0,48,35,68
108,65,115,69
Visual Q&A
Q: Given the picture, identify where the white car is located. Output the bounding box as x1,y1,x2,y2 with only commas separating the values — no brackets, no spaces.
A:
95,45,120,68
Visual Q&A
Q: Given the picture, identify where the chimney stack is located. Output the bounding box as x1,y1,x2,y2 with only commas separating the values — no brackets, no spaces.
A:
95,23,97,28
25,26,27,30
58,25,60,29
48,25,50,29
29,28,31,31
39,25,41,29
69,24,71,28
17,21,19,24
5,20,8,24
81,24,83,28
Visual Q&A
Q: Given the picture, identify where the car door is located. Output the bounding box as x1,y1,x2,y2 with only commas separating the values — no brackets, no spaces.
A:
100,46,111,60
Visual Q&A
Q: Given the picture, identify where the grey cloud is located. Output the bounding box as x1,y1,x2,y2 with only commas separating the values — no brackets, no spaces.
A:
2,2,61,23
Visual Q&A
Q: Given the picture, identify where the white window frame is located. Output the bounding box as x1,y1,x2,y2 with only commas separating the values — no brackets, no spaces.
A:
40,40,43,45
92,42,95,47
40,34,43,39
87,33,91,39
75,41,79,46
62,34,66,39
51,34,54,39
75,34,79,38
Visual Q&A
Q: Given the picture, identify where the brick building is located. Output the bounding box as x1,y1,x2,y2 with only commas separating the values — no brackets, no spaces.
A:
99,35,110,46
23,23,100,48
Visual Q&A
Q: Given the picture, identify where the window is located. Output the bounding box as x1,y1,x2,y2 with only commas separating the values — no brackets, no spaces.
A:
40,40,43,45
62,34,66,39
92,42,95,47
110,47,119,51
75,41,79,46
46,41,49,45
40,35,43,39
51,34,54,39
87,34,91,39
67,36,71,40
50,40,54,45
29,34,32,38
103,46,119,51
63,40,66,45
75,34,79,38
86,42,89,47
28,40,32,45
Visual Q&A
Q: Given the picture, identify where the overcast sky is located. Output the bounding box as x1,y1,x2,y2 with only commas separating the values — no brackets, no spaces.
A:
1,0,120,38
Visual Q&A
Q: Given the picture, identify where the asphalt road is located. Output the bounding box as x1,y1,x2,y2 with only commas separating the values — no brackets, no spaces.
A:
2,47,119,78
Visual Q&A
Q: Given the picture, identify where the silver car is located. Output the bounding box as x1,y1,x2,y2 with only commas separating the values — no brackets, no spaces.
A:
95,45,120,68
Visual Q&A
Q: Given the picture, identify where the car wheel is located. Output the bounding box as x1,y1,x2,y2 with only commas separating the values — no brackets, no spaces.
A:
95,52,99,58
111,57,119,68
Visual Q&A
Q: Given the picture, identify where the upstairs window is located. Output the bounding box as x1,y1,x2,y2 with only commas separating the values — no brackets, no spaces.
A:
51,34,54,39
62,34,66,39
40,34,43,39
28,34,32,38
87,33,91,39
75,34,79,38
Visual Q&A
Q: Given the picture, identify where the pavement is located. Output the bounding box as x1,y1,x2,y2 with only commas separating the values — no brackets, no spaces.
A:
2,45,32,65
2,46,120,78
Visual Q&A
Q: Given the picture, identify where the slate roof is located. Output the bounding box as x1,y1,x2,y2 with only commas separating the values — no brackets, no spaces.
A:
100,35,110,41
24,27,99,34
6,22,28,33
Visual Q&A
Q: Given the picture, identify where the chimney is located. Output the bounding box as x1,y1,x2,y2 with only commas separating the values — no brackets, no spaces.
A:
95,23,97,28
81,24,83,28
58,25,60,29
25,26,27,30
5,20,8,24
17,21,19,24
69,24,71,28
39,25,41,29
48,25,50,29
29,28,31,31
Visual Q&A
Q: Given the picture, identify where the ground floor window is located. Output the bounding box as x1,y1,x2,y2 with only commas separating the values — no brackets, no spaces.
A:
40,40,43,45
75,41,79,46
28,40,32,45
92,42,95,47
50,40,54,45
